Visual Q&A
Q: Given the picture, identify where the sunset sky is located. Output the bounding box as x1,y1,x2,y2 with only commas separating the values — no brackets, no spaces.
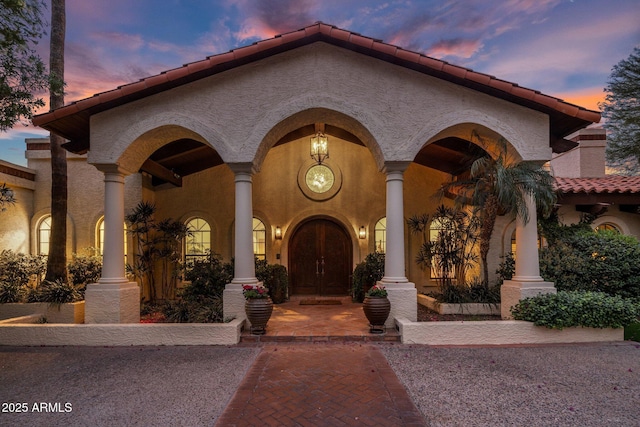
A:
1,0,639,166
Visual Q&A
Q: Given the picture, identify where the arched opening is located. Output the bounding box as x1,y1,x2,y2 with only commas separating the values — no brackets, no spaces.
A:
288,217,353,296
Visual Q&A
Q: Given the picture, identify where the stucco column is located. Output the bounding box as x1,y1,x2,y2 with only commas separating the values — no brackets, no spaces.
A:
378,161,416,326
381,162,410,283
224,163,258,324
513,194,544,282
100,170,128,284
85,165,139,323
501,193,555,319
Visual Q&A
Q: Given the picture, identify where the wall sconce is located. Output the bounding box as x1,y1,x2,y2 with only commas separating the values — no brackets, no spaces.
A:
310,131,329,164
358,225,366,239
275,226,282,240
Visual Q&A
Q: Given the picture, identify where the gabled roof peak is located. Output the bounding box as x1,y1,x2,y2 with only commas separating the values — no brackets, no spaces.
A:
33,22,600,153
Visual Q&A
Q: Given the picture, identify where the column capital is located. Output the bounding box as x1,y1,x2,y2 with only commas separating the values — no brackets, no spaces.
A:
382,161,411,174
228,162,257,175
92,163,134,176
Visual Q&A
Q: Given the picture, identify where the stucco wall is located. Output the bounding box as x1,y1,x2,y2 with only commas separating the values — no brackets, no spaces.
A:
88,42,551,173
24,143,142,257
0,162,35,253
555,205,640,239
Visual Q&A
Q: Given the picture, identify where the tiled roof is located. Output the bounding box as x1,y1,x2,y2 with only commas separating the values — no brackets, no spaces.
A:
33,22,601,152
555,176,640,194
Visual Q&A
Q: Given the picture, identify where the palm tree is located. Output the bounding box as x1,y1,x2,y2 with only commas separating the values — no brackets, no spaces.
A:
441,132,556,287
44,0,67,283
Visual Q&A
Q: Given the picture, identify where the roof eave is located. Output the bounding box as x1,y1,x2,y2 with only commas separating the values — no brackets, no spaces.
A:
32,22,601,154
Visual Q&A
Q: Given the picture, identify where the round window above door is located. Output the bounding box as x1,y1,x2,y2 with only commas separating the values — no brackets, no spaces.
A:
297,160,343,201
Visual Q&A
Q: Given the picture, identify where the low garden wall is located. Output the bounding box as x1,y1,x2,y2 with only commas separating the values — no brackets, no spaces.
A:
396,317,624,345
417,294,500,316
0,318,244,346
0,302,85,324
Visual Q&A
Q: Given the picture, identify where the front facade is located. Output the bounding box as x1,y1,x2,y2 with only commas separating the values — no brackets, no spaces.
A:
3,23,606,324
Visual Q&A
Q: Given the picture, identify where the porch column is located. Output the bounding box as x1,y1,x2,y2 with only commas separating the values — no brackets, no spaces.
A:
378,161,416,326
85,165,139,323
501,193,555,319
224,163,259,323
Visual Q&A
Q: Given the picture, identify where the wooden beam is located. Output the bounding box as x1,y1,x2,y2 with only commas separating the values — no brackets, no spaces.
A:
140,159,182,187
575,203,609,216
620,204,640,214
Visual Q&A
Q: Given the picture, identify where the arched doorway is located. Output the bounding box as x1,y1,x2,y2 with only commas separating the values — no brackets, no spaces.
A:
289,218,352,296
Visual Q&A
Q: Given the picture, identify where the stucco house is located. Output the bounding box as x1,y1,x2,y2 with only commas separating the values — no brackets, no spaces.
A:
3,22,636,326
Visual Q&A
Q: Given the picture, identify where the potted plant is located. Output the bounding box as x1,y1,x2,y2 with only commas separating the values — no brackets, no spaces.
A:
243,283,273,335
362,284,390,334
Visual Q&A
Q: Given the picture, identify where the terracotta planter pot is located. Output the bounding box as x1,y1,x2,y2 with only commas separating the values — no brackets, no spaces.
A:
363,296,390,333
245,297,273,335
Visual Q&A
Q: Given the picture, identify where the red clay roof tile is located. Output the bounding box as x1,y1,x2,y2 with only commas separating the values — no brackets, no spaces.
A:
349,33,374,49
372,41,397,57
119,81,146,96
442,64,467,79
396,49,421,63
255,37,282,51
32,22,601,140
418,56,445,71
329,27,350,41
186,60,211,74
556,176,640,194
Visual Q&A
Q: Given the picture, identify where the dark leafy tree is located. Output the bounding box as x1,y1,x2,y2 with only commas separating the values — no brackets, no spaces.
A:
0,183,16,211
601,47,640,174
0,0,49,130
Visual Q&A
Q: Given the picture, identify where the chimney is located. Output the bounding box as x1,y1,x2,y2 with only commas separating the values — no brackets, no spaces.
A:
550,128,606,178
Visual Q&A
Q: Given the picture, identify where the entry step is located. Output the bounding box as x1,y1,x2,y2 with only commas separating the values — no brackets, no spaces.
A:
240,331,401,343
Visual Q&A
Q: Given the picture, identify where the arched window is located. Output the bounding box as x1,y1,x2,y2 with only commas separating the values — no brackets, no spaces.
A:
595,223,621,233
374,217,386,253
37,215,51,255
185,218,211,264
97,218,127,258
429,217,454,279
253,218,266,260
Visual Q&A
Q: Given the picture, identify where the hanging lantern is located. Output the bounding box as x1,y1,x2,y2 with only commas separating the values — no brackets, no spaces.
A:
310,131,329,164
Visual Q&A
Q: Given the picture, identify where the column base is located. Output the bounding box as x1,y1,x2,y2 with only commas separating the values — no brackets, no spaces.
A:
378,281,417,327
85,282,140,324
501,279,556,320
223,283,248,325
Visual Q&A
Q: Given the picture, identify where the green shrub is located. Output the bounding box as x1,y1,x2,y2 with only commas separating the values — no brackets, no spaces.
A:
495,252,515,284
539,230,640,299
181,252,232,300
428,278,501,304
255,259,288,304
625,323,640,342
68,252,102,288
163,296,224,323
511,291,640,329
160,252,232,322
351,252,385,302
0,281,24,303
29,279,84,305
0,250,46,287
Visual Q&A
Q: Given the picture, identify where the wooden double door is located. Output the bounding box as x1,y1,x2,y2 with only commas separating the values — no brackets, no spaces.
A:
289,218,352,296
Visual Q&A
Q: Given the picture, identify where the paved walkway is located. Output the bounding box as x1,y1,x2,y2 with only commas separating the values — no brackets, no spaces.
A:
215,343,426,426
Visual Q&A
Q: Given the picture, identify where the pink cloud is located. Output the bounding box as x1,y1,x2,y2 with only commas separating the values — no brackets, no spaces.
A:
428,39,484,59
232,0,318,41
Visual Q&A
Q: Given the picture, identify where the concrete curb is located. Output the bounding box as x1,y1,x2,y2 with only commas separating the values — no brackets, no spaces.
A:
0,318,244,346
396,317,624,345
